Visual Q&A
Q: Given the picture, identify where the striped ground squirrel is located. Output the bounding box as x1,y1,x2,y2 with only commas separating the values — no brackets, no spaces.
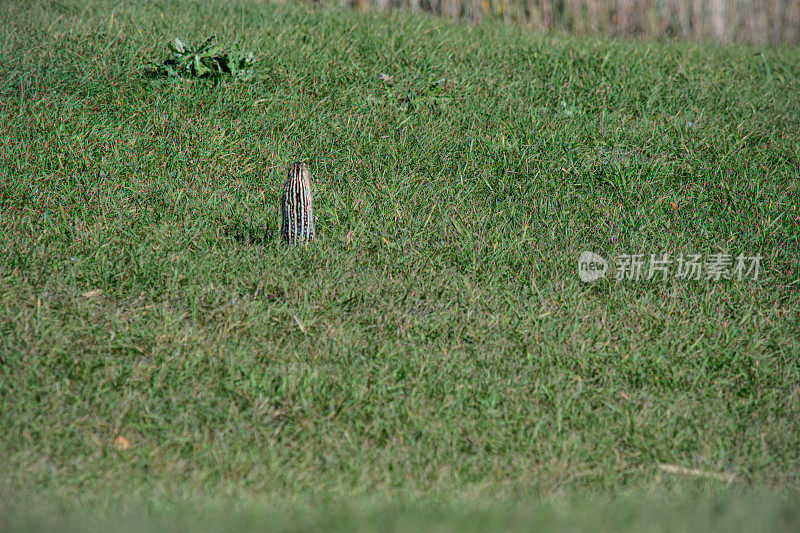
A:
280,162,315,244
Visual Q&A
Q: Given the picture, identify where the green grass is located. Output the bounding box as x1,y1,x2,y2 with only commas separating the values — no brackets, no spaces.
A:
4,492,800,532
1,0,799,529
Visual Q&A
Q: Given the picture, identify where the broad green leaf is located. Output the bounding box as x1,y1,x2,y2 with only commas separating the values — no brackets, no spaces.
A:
169,37,187,55
193,55,211,76
205,43,224,57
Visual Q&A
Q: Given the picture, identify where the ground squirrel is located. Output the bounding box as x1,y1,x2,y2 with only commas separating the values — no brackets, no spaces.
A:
280,162,315,244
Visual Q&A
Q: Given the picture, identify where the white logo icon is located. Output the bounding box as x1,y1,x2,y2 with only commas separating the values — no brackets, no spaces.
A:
578,251,607,282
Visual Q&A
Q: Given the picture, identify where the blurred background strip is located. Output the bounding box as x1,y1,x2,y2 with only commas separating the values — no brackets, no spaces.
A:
325,0,800,45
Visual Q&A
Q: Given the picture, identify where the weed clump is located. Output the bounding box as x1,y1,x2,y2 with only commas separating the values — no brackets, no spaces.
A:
147,35,254,80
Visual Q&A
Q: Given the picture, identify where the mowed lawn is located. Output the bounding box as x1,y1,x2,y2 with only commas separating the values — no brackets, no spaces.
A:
1,0,799,529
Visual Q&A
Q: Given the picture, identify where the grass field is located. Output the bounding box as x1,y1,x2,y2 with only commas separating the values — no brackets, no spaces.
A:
1,0,799,530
